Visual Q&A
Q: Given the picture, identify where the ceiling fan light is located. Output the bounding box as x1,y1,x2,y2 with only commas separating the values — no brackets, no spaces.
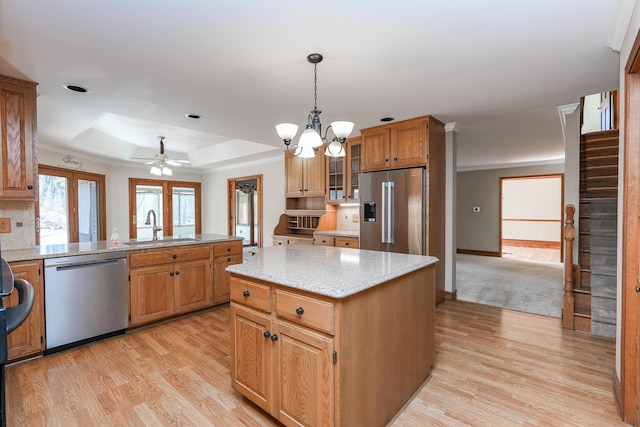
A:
150,166,162,176
298,127,323,148
331,121,354,139
162,166,173,176
276,123,299,141
325,140,346,157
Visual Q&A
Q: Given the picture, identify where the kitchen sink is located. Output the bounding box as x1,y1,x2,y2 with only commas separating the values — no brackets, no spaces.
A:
124,238,196,246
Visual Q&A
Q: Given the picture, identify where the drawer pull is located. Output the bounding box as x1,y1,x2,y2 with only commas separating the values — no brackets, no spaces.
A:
172,254,177,259
270,334,279,342
263,331,271,338
227,247,231,252
243,290,250,297
296,307,305,315
227,257,231,262
170,272,174,276
175,271,180,275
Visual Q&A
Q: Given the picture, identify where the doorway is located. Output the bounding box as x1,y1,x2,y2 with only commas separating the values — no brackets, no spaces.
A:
227,175,263,254
500,174,564,263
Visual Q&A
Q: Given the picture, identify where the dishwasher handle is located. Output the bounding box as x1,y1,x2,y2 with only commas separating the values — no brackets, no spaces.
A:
51,259,121,271
6,279,34,334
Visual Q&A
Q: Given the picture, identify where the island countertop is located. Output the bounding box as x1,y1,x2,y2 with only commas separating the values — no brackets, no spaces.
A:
2,233,243,262
226,244,438,298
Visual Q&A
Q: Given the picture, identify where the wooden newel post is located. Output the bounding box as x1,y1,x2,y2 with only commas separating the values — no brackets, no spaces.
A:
563,204,575,329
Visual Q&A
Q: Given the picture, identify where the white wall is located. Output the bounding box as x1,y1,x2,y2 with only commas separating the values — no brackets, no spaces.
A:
202,154,285,246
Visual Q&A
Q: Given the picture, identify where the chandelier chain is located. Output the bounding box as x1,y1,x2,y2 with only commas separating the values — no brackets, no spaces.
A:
313,63,318,110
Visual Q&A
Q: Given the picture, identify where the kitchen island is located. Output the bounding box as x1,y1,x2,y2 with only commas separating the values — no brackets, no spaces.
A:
226,244,437,427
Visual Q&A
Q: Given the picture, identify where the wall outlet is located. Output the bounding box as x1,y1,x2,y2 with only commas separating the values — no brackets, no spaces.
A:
473,207,480,213
352,213,360,223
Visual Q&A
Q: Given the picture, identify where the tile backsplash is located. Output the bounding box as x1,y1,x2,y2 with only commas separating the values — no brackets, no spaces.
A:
336,206,360,231
0,200,36,250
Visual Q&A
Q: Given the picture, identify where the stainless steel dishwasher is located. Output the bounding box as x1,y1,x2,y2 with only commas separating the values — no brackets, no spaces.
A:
44,252,127,353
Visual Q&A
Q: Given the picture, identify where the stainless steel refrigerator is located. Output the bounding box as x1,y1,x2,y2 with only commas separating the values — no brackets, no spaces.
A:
359,167,426,255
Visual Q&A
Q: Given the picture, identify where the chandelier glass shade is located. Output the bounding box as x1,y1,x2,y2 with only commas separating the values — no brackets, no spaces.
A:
276,53,354,158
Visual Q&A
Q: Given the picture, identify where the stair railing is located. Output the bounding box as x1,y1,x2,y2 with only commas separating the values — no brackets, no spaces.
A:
563,204,575,329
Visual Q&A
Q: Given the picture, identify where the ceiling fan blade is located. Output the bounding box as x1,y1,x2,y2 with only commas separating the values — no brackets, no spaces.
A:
144,160,155,165
166,160,182,166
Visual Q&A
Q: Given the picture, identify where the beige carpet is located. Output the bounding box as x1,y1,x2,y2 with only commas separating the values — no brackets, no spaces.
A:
456,254,563,318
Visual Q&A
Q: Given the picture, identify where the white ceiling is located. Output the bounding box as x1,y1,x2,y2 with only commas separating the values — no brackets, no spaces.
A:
0,0,621,172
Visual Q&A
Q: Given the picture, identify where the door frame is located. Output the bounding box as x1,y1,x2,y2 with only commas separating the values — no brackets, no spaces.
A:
499,174,564,262
227,174,263,248
621,28,640,425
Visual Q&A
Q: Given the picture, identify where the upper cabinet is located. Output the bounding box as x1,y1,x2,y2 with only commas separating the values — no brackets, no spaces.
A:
361,115,444,172
326,137,361,204
0,75,38,199
284,152,325,198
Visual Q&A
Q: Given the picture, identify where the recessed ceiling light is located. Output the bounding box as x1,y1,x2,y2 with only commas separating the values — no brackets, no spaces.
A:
63,84,88,93
185,113,201,119
380,117,394,122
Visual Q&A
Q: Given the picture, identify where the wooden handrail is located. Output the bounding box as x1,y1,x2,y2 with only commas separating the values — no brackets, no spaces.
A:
563,204,575,329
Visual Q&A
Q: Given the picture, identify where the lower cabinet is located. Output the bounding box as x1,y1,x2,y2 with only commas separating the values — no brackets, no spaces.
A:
334,236,359,248
230,277,335,426
7,260,44,361
128,244,212,326
212,241,243,304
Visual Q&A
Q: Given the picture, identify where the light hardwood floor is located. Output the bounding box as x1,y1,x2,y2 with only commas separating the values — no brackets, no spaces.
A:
502,245,561,263
6,301,623,426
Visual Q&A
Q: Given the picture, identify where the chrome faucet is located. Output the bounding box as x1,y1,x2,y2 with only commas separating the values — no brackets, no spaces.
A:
145,209,162,240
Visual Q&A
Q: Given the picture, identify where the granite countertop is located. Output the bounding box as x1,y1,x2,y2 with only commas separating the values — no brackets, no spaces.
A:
226,244,437,299
313,229,359,238
3,234,243,262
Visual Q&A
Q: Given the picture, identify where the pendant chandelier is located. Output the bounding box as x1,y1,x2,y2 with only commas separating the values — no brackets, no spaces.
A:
275,53,354,158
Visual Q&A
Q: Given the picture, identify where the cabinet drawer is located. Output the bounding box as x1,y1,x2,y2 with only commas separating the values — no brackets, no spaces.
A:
129,244,211,268
213,241,243,257
335,237,359,249
230,277,272,313
313,236,334,246
275,289,335,335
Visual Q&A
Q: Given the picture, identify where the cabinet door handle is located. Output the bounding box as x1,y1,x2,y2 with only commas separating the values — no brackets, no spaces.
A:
227,247,231,252
227,257,231,262
172,254,177,259
27,185,34,190
270,334,279,342
175,271,180,275
243,290,250,297
296,307,305,315
170,272,174,276
263,331,271,338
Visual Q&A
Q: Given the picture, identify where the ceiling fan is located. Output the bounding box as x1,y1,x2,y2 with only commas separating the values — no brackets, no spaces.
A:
144,136,190,176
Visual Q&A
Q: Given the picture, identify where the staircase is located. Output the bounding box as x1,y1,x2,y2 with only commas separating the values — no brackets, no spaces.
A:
564,129,618,336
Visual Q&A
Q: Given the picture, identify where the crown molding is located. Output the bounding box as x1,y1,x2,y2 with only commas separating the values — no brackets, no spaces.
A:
445,122,462,133
608,0,636,52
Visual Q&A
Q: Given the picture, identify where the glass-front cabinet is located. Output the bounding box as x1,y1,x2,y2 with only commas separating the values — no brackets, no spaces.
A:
326,137,361,204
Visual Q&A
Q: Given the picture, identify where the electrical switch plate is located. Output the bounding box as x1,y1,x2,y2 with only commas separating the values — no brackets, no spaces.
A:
352,213,360,223
0,218,11,233
473,207,481,213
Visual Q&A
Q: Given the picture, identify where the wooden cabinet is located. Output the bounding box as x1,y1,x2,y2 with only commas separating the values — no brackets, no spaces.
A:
326,137,361,203
128,244,212,326
7,260,44,361
361,115,443,172
272,209,337,246
0,75,38,199
334,236,359,249
230,278,335,426
230,263,434,426
212,240,243,304
313,235,335,246
285,152,326,197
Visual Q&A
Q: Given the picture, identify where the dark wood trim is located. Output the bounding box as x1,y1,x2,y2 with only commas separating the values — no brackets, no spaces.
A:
621,29,640,425
456,249,500,257
227,174,263,248
128,178,201,239
444,290,457,302
502,239,561,249
38,164,107,244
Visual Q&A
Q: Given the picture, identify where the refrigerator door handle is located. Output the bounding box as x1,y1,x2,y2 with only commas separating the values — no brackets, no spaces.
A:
387,181,395,243
381,182,387,243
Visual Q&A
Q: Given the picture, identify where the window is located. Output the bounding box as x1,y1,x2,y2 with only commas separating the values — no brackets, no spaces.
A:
37,165,106,245
128,178,201,239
